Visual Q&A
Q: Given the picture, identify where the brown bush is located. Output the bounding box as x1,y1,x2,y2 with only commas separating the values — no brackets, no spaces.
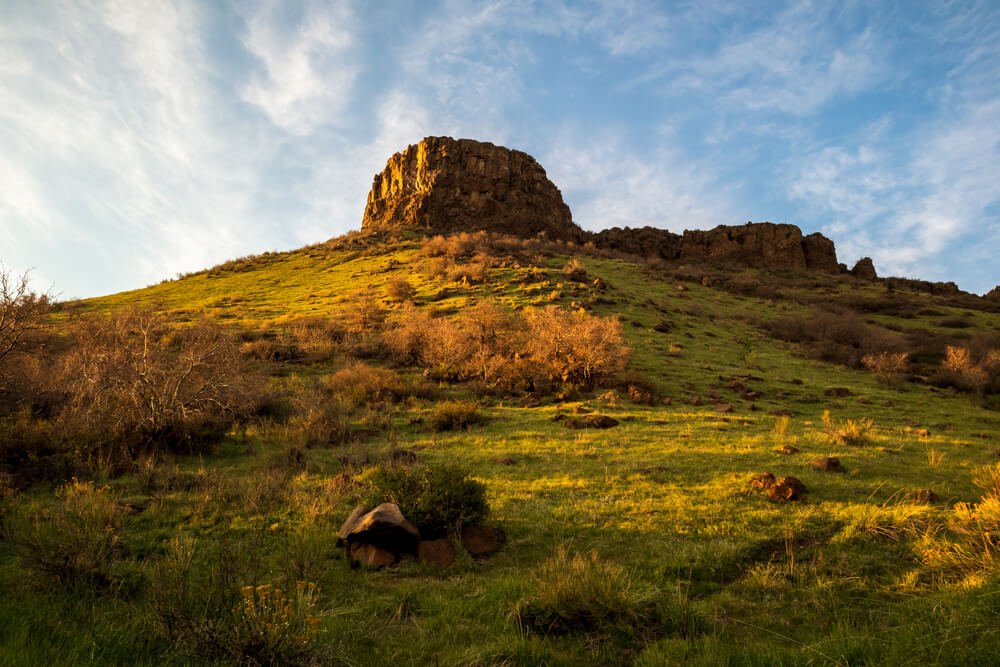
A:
524,306,629,388
385,278,416,302
861,351,909,385
53,309,253,468
323,362,408,408
942,345,1000,394
348,289,386,333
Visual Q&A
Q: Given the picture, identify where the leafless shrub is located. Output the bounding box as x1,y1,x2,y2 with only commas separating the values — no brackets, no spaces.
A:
942,345,1000,394
0,266,51,393
523,305,629,389
861,351,910,385
385,278,416,302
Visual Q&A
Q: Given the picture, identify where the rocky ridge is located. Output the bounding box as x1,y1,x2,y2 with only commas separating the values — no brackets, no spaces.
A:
363,136,850,274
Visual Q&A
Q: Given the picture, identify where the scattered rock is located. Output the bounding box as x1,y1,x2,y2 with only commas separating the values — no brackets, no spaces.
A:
727,380,748,393
591,277,608,290
749,473,807,501
520,394,541,408
909,489,937,504
628,385,654,405
460,525,507,556
562,415,620,429
769,476,807,501
776,445,800,455
417,539,457,568
911,428,931,437
573,406,593,414
809,457,844,473
653,321,673,333
714,403,733,413
494,456,519,466
824,387,852,397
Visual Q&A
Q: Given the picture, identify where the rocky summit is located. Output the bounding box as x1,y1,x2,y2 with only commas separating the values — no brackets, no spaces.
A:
363,136,844,274
362,136,580,241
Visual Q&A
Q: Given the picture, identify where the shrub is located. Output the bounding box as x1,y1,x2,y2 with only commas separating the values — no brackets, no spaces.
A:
148,536,325,665
0,265,51,383
348,289,386,333
290,381,349,447
5,479,126,588
323,362,407,409
385,278,416,302
428,400,482,431
362,463,488,538
942,345,1000,394
861,351,910,385
822,410,874,447
562,258,587,282
512,547,705,641
524,305,630,388
53,310,251,469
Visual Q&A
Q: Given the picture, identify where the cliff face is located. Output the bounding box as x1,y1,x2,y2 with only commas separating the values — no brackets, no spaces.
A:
592,223,840,273
361,137,842,273
361,136,581,241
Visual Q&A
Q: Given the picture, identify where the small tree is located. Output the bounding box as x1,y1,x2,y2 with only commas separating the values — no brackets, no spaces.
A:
524,306,629,388
0,266,50,378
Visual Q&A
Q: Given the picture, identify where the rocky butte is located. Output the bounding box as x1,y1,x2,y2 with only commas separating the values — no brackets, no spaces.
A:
362,136,844,274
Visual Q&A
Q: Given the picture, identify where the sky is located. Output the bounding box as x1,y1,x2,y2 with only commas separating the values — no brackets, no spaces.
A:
2,1,999,299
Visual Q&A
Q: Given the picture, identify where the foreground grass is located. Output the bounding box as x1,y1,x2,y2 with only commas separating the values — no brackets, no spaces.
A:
5,236,1000,664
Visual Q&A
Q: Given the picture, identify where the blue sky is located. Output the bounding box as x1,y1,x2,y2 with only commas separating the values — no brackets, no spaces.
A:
2,1,998,298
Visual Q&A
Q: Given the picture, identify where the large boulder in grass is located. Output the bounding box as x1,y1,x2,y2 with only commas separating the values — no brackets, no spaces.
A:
417,538,457,568
338,503,421,564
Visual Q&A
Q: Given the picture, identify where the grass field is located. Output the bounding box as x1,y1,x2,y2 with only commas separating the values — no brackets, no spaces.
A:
3,234,1000,665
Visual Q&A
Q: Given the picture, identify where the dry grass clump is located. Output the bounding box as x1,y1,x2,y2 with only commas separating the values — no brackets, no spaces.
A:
822,410,874,447
512,547,705,642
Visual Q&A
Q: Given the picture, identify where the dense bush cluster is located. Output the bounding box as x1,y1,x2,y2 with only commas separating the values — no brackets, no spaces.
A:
384,300,628,392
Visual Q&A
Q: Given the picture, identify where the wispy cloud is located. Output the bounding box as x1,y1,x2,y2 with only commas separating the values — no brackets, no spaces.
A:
239,0,358,136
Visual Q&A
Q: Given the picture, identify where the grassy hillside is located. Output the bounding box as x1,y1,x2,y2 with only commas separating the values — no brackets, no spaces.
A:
4,231,1000,665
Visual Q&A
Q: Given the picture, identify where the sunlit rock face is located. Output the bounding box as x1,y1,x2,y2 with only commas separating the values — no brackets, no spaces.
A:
593,222,840,273
362,136,582,241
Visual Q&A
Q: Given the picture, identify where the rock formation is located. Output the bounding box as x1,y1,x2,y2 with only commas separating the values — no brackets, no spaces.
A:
593,222,840,272
851,257,877,280
362,136,580,241
361,137,843,273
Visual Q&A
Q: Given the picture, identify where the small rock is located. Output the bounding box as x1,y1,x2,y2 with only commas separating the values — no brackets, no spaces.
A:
417,539,457,567
727,380,748,393
714,402,733,413
520,394,541,408
911,428,931,437
653,321,673,333
909,489,937,504
776,445,800,455
768,476,807,501
809,457,844,473
349,542,397,569
824,387,852,397
592,277,608,290
563,415,619,429
628,385,654,405
749,472,776,491
494,456,518,466
460,525,507,556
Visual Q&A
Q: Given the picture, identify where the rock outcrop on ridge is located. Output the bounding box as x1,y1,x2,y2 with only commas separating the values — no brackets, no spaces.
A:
592,222,840,273
361,136,842,273
362,136,581,242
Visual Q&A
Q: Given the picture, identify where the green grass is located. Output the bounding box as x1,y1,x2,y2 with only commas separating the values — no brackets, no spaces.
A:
6,235,1000,664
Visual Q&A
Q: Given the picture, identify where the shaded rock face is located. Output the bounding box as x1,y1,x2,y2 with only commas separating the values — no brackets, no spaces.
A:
362,136,580,241
593,222,840,272
985,285,1000,301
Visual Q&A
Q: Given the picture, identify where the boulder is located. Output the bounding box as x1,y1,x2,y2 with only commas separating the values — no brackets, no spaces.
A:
339,503,420,556
348,542,397,569
768,476,807,501
460,525,507,556
417,539,457,568
809,457,844,473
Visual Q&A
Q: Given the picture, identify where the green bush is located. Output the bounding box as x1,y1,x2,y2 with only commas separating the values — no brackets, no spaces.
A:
362,463,488,538
428,400,482,431
5,479,126,589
